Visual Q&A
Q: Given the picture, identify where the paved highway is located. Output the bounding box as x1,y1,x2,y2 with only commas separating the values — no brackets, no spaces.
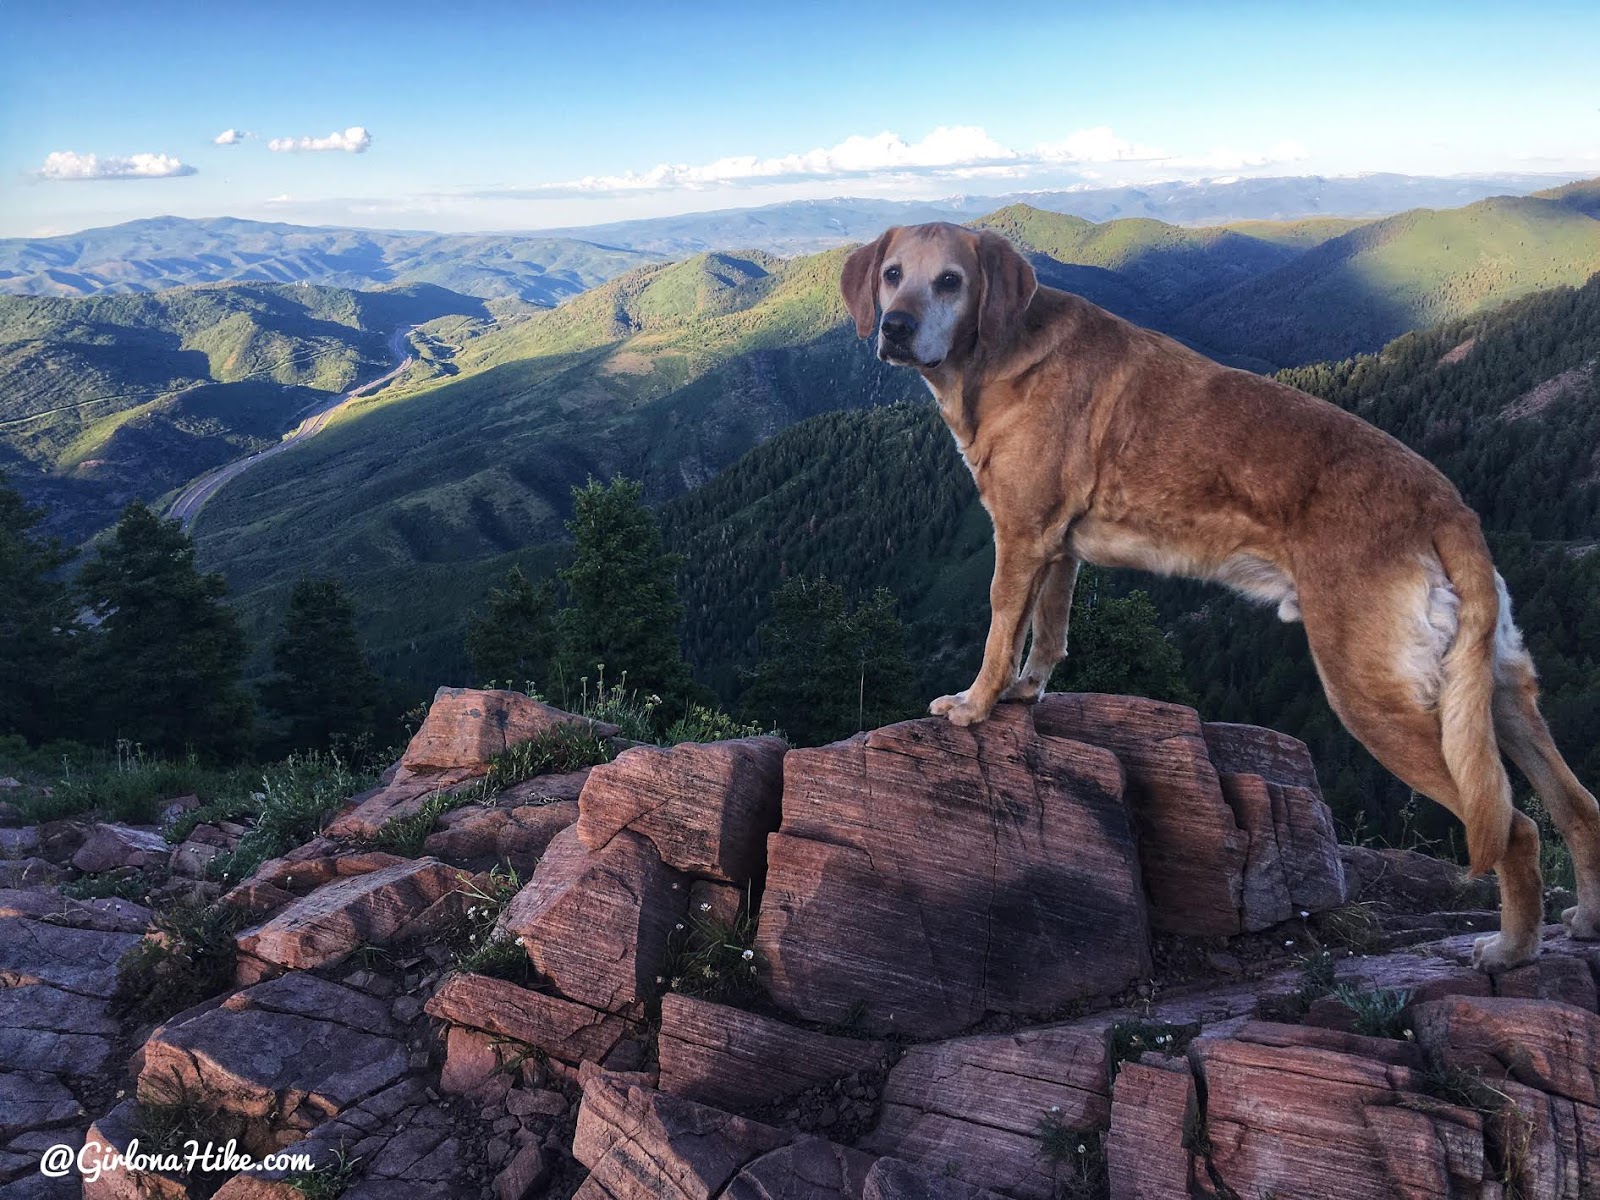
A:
167,325,415,528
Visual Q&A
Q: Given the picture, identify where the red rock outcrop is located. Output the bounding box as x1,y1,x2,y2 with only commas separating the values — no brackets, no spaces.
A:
656,993,890,1112
756,704,1151,1037
425,971,640,1065
577,736,786,885
865,1024,1112,1199
498,826,687,1014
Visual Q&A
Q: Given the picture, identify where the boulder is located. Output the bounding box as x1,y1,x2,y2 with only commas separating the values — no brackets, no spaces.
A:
722,1136,875,1200
424,797,580,876
171,838,226,878
0,858,66,889
494,1141,551,1200
400,687,615,774
1339,844,1496,911
70,822,170,874
424,971,639,1065
83,1099,190,1199
1192,1021,1488,1198
573,1071,791,1200
1409,995,1600,1107
498,826,687,1014
657,993,890,1112
576,736,786,884
438,1025,514,1104
235,857,462,971
756,704,1150,1037
865,1024,1111,1199
1106,1056,1200,1200
138,973,408,1131
1033,695,1345,935
0,888,151,933
0,917,144,998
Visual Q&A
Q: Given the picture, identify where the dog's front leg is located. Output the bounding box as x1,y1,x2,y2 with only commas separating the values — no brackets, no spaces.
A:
1001,556,1079,703
931,540,1049,726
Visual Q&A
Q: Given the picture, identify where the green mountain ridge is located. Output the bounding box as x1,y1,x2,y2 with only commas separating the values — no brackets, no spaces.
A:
165,192,1600,685
1182,194,1600,364
0,281,492,540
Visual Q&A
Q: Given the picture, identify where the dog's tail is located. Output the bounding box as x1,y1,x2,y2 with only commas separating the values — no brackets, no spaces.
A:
1434,514,1513,878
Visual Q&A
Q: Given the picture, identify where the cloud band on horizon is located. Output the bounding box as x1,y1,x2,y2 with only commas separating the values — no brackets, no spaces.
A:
495,125,1311,199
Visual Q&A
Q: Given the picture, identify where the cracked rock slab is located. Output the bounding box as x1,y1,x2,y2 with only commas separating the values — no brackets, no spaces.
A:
573,1071,791,1200
0,983,119,1074
657,993,889,1113
1194,1021,1488,1198
498,826,687,1014
424,970,638,1065
0,1073,81,1141
138,973,407,1128
864,1024,1112,1200
576,736,786,884
0,917,144,998
756,703,1150,1037
236,857,462,971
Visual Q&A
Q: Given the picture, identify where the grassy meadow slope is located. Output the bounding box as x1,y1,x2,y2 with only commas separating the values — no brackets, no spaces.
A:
1183,194,1600,364
0,216,663,304
0,281,489,540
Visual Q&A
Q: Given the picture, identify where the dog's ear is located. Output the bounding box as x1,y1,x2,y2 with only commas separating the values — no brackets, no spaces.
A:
977,230,1038,351
841,228,895,339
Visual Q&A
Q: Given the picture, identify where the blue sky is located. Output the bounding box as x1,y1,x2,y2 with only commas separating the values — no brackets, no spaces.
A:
2,0,1596,237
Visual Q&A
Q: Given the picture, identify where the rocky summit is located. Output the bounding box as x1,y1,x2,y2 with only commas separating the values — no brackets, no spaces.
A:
1,686,1597,1198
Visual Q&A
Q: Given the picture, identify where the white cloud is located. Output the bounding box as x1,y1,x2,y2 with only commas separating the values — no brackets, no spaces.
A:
38,150,197,181
267,126,372,154
213,128,252,146
524,125,1308,197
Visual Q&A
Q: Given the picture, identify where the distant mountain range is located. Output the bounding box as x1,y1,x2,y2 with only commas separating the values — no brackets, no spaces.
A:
538,172,1584,256
0,217,662,303
1,173,1583,298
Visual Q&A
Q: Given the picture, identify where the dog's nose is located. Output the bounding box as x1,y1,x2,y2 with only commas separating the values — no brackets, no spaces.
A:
881,311,917,344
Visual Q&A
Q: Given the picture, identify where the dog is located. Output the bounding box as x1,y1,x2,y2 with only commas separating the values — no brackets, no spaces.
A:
841,221,1600,971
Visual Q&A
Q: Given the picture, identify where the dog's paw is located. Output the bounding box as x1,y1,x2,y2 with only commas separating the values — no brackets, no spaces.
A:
999,676,1044,703
928,691,968,716
1562,905,1600,940
945,697,995,727
1471,931,1541,973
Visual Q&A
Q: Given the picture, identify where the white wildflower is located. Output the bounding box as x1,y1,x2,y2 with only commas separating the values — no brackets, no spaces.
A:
700,902,712,912
1284,939,1295,947
741,949,754,961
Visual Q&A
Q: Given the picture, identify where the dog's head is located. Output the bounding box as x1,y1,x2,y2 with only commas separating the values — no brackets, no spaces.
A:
841,222,1036,371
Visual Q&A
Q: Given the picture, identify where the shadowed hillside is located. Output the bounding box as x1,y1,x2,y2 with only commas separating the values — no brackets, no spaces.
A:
0,281,490,540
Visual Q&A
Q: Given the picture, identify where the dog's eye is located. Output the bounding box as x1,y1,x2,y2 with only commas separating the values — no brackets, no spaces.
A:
883,265,902,285
935,272,962,292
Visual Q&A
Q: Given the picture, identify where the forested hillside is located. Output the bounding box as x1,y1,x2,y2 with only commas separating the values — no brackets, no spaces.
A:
663,273,1600,842
1183,194,1600,364
0,282,490,540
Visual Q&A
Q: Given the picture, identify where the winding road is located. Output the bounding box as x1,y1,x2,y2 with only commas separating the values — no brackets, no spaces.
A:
167,325,415,528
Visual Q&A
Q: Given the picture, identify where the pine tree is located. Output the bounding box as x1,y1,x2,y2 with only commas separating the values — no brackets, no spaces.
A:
76,502,254,760
1052,578,1194,705
261,578,379,752
465,566,557,689
744,577,915,745
554,477,692,704
0,474,78,742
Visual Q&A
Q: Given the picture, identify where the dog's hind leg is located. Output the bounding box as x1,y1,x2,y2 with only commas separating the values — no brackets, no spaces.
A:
1002,556,1079,703
1492,626,1600,939
1299,556,1541,972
